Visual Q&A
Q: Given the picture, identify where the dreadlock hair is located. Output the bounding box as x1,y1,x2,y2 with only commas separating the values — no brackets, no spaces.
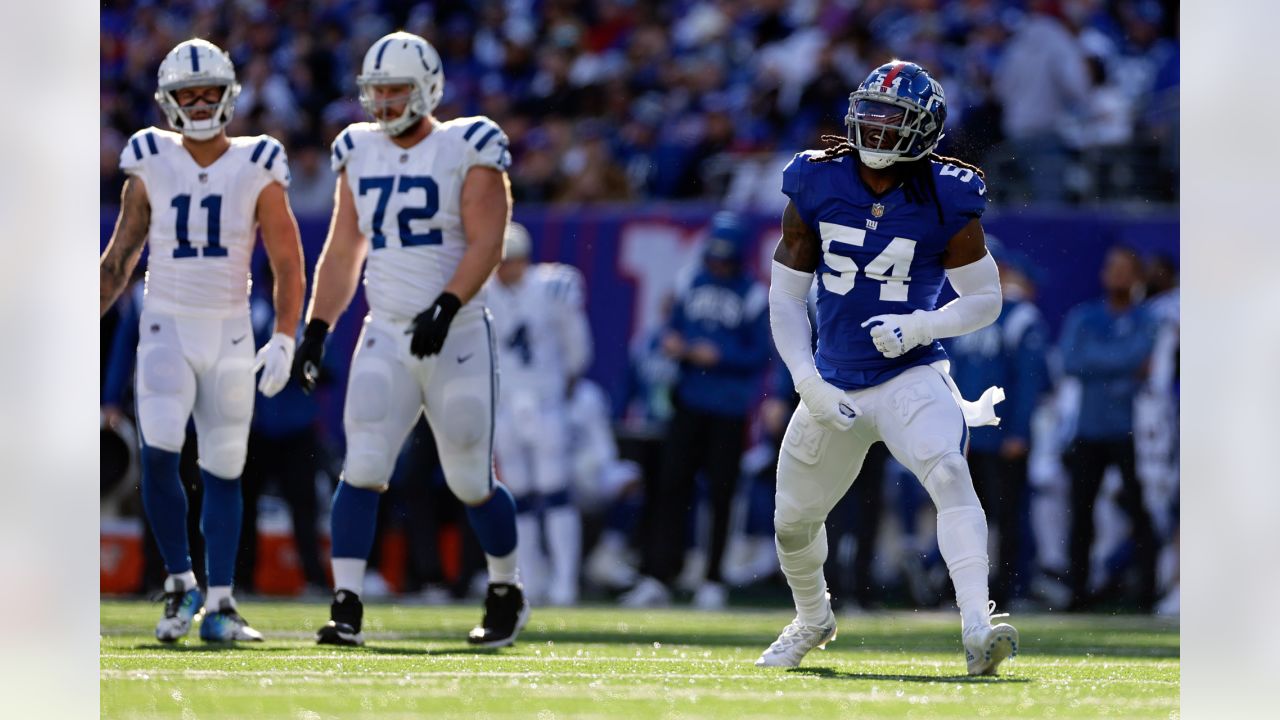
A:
808,135,986,225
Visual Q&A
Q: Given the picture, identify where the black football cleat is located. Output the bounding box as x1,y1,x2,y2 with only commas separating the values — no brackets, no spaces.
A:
316,589,365,647
467,582,531,648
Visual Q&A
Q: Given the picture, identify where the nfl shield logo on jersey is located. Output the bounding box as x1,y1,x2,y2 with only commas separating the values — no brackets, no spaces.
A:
871,203,885,218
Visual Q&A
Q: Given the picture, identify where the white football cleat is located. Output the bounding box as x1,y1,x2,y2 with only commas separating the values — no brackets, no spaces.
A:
963,602,1019,676
619,576,672,608
155,577,204,642
693,581,728,610
755,610,837,668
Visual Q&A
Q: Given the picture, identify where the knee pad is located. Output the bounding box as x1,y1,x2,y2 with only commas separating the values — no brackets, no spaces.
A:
773,515,824,554
923,452,981,510
438,392,488,449
448,467,493,505
137,398,187,452
342,433,392,492
197,425,249,479
774,521,827,570
347,367,393,424
211,364,254,424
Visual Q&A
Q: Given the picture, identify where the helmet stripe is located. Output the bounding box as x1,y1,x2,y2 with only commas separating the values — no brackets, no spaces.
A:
189,45,200,73
374,38,393,70
880,62,905,91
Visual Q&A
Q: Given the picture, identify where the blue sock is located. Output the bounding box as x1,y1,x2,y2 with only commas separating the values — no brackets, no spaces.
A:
466,484,517,557
140,445,192,575
200,469,243,588
543,488,572,509
330,481,381,559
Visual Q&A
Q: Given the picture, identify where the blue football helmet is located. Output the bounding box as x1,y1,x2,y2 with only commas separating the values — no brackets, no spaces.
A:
845,61,947,169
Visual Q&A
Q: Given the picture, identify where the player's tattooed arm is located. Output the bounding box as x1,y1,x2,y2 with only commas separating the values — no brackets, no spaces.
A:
942,218,989,269
99,177,150,317
774,201,820,273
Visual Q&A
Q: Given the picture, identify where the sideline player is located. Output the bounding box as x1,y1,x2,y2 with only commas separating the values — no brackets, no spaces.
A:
293,31,528,647
98,39,304,642
759,60,1018,675
486,222,593,605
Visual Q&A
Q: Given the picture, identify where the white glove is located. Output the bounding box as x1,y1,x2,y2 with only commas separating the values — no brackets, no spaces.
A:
861,310,934,359
253,332,296,398
795,375,858,432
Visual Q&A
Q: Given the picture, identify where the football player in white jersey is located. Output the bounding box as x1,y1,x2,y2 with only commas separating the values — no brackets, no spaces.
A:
292,31,528,647
98,39,305,643
487,223,593,605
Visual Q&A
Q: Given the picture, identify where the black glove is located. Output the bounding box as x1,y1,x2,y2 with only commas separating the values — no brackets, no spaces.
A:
406,292,462,358
292,319,330,394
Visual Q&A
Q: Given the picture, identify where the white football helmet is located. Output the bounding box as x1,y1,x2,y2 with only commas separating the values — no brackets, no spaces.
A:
502,222,532,261
154,39,240,141
357,31,445,136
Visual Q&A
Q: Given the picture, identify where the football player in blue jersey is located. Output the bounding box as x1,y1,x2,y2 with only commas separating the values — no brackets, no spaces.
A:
757,61,1018,675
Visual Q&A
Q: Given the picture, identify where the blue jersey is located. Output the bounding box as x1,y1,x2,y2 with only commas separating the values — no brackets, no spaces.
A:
782,152,988,390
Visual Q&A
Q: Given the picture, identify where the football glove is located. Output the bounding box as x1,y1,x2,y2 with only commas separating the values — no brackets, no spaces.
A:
292,319,329,394
861,310,934,359
795,375,858,432
254,332,296,398
406,292,462,358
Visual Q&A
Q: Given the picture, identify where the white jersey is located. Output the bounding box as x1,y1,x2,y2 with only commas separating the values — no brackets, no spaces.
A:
119,127,290,317
331,116,512,321
487,263,593,401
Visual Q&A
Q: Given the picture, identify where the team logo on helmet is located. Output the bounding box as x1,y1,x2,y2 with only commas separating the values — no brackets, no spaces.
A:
845,60,948,170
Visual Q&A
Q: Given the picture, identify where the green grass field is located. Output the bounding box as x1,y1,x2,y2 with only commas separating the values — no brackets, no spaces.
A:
101,600,1178,719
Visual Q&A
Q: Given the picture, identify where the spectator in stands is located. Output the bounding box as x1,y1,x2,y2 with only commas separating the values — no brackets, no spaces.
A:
1059,245,1159,611
945,241,1051,608
992,0,1091,203
622,212,770,609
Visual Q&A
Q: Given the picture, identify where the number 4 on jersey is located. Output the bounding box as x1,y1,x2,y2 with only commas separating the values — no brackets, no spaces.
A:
818,221,916,302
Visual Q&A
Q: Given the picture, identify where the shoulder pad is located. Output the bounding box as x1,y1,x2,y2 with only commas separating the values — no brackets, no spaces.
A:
538,263,586,306
443,116,512,172
932,159,988,220
247,134,291,186
119,127,169,175
330,123,376,173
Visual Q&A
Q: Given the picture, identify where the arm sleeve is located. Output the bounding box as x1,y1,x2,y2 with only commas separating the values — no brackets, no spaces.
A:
460,116,512,173
713,282,772,372
769,260,819,385
922,252,1003,339
548,268,593,378
1007,316,1050,442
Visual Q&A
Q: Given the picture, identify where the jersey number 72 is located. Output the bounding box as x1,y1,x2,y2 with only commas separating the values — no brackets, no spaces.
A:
359,175,443,249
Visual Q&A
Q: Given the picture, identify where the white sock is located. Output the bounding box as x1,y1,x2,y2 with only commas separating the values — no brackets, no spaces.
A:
936,506,992,630
167,570,198,593
514,514,542,595
486,551,519,585
332,557,367,596
206,585,233,609
544,505,582,594
776,528,832,626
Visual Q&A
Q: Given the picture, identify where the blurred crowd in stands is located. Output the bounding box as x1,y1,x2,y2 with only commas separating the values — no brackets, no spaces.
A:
102,0,1179,209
